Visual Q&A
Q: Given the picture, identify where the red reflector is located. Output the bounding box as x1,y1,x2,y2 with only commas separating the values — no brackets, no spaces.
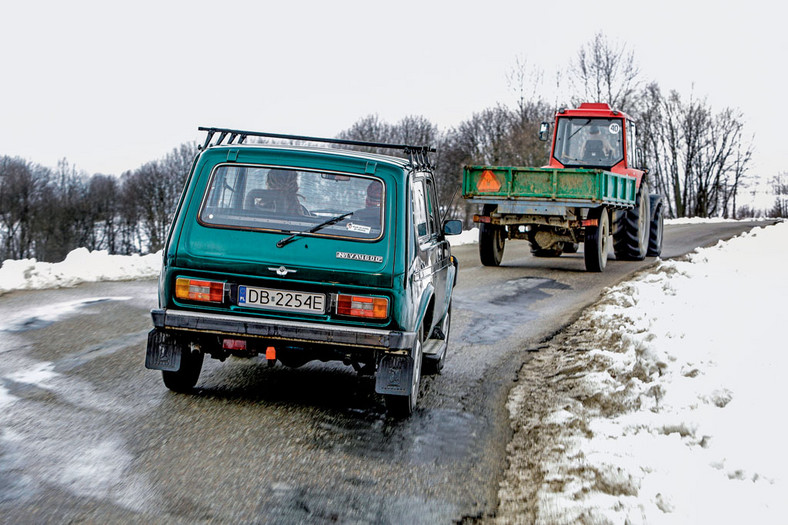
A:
581,219,599,227
266,346,276,360
473,214,491,223
222,338,247,351
476,170,502,192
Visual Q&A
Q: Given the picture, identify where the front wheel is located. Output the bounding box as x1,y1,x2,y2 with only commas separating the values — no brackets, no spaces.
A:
584,206,610,272
162,347,204,393
613,179,651,261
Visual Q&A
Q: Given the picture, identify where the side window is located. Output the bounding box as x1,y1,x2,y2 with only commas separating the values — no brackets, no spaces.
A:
424,177,440,238
627,120,636,167
411,178,429,240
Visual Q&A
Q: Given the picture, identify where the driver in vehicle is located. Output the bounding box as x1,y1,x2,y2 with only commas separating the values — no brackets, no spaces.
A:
582,125,614,162
262,169,309,216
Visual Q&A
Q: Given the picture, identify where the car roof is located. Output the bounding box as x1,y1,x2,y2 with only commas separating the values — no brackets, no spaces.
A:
203,143,414,171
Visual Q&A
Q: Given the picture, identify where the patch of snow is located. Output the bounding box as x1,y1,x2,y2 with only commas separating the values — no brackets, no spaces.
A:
448,227,479,247
0,248,161,296
500,221,788,523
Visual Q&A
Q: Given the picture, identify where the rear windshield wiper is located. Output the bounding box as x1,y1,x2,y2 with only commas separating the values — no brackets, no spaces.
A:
276,212,353,248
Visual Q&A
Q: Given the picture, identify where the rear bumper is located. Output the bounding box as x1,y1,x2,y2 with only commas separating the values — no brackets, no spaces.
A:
151,308,416,351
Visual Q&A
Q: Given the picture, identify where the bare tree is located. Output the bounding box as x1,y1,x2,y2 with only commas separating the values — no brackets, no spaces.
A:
0,156,51,260
569,32,641,113
637,85,752,218
769,172,788,218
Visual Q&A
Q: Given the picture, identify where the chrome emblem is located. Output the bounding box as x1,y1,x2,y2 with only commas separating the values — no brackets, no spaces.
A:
269,266,296,276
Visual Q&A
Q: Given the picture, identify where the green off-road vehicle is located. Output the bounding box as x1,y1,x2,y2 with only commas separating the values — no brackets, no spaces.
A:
146,128,460,415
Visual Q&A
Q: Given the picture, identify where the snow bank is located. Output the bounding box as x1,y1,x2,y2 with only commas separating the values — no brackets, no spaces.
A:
501,221,788,523
665,217,774,225
448,227,479,247
0,248,162,296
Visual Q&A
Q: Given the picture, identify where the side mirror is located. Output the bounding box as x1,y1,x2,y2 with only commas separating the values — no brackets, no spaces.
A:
443,219,463,236
538,122,550,142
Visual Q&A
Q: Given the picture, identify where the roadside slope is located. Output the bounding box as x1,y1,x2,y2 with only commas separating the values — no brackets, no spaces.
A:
494,220,788,523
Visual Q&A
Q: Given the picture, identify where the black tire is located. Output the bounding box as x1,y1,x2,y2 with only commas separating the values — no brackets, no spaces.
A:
613,179,651,261
385,326,423,417
162,347,204,393
647,195,664,257
479,205,505,266
584,206,610,272
562,242,579,254
423,304,450,375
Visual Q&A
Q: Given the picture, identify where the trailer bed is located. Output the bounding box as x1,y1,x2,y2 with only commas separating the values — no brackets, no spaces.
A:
462,166,637,211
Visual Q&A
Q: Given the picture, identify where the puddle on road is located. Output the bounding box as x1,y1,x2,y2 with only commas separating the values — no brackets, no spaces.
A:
452,277,571,344
0,297,130,333
308,408,481,466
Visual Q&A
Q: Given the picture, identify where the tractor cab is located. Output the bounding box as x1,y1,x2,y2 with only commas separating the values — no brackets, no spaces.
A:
540,102,644,184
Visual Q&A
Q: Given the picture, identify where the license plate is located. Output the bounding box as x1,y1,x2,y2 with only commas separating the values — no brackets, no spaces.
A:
238,286,325,314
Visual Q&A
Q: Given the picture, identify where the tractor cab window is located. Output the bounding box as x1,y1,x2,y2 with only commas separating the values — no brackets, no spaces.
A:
553,117,624,168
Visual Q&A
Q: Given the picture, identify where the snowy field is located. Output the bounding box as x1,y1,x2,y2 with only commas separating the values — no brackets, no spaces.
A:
1,219,785,523
497,219,788,524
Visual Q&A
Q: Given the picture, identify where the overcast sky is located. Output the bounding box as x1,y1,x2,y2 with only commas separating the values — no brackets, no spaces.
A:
1,0,784,199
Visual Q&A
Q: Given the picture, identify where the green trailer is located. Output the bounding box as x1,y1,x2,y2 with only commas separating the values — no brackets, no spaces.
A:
461,103,665,272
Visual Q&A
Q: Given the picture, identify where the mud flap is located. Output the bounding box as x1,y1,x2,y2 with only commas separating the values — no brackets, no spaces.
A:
145,329,182,372
375,353,414,396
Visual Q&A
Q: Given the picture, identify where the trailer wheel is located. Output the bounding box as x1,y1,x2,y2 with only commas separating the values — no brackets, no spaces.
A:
613,179,651,261
647,195,664,257
162,346,204,393
584,206,610,272
479,205,505,266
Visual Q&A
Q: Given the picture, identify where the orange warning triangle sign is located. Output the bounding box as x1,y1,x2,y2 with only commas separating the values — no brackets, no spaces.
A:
477,170,502,192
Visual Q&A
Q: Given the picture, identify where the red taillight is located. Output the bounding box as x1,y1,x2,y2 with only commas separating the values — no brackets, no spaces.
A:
336,294,388,319
175,278,224,303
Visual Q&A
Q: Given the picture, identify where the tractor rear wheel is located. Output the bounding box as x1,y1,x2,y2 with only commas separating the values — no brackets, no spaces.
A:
647,195,664,257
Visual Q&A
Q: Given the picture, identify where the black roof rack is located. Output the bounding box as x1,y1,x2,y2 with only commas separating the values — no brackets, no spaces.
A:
198,126,436,170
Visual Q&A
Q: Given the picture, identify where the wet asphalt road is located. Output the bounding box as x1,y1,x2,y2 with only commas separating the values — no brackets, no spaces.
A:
0,221,771,524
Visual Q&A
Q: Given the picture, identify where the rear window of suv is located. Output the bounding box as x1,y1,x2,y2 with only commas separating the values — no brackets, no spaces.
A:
199,165,385,241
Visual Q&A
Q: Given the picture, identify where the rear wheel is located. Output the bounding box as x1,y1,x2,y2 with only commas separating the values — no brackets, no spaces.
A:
479,205,505,266
385,326,423,417
162,346,204,393
647,195,664,257
613,179,651,261
584,206,610,272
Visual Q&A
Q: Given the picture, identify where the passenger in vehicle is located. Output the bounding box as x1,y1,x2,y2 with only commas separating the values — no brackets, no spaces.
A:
352,181,382,225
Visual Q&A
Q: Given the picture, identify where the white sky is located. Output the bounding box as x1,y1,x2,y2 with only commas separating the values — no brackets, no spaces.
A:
1,1,785,188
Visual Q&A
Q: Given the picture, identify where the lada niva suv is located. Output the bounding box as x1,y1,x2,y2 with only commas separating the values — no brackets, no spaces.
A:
146,128,461,415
